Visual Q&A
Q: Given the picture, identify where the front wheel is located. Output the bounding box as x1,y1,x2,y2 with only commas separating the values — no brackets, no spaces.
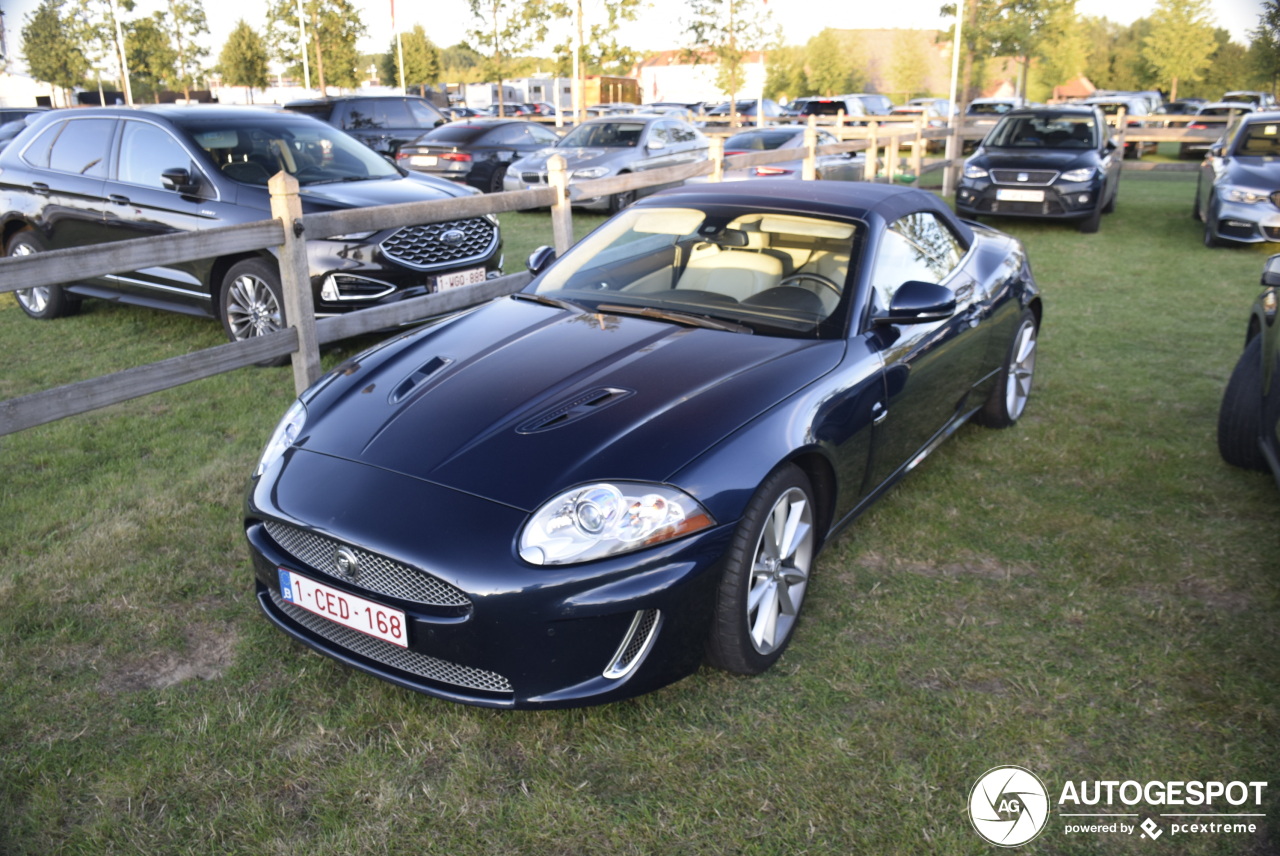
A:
975,309,1038,428
608,185,635,214
707,464,817,675
6,230,80,319
1078,205,1102,234
219,258,289,366
1217,335,1268,471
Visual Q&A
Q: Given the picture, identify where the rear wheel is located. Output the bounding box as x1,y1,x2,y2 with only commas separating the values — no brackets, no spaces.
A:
219,258,289,366
1218,335,1268,471
486,167,506,194
6,230,80,319
975,309,1037,428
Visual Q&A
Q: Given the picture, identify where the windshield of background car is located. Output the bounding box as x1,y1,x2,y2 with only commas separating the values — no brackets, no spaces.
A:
174,114,400,186
969,102,1012,115
531,206,859,338
1232,120,1280,157
986,113,1097,149
724,130,797,151
559,122,645,148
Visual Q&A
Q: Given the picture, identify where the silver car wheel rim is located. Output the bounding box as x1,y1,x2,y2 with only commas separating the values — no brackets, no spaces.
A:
10,242,49,313
225,273,282,339
1005,319,1037,420
746,487,814,655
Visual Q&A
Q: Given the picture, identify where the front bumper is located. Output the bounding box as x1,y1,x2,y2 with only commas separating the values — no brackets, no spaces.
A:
1208,197,1280,245
956,177,1103,221
246,449,731,708
503,172,614,211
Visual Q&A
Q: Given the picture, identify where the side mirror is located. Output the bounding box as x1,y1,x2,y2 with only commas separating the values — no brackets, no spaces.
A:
647,138,667,151
527,245,557,276
1262,254,1280,288
161,168,199,195
875,281,956,326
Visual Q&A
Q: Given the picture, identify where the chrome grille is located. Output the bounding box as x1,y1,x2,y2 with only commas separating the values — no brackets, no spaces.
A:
603,609,661,680
264,520,470,608
268,588,513,694
521,171,546,184
380,217,498,271
991,169,1058,186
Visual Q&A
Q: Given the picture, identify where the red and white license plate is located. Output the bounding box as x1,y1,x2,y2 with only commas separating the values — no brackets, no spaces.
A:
278,568,408,647
435,266,487,291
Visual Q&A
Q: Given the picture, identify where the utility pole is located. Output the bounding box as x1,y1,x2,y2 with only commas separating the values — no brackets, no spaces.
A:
295,0,311,90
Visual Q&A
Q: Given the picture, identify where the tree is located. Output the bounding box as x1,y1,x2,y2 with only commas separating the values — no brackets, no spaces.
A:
379,24,440,91
682,0,771,121
1142,0,1216,101
763,43,807,102
467,0,552,115
805,28,853,96
549,0,644,80
440,42,485,84
1033,0,1090,94
167,0,210,100
219,18,269,102
21,0,89,104
75,0,136,103
126,12,177,102
887,31,931,101
1250,0,1280,96
266,0,366,92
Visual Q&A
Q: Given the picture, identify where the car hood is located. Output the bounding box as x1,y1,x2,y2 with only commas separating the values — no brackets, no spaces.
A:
973,148,1098,171
293,173,469,212
1223,157,1280,185
513,148,621,172
295,297,844,511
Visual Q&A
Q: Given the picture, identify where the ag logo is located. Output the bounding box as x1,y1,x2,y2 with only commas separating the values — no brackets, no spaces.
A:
969,765,1050,847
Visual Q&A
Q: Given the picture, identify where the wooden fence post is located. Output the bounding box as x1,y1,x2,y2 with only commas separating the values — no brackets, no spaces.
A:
886,126,900,185
547,154,574,256
802,114,818,181
864,121,879,181
942,118,961,197
1115,107,1128,156
709,136,725,182
910,117,924,180
268,172,321,394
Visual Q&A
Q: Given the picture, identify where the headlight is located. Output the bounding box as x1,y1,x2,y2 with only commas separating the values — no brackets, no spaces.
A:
572,166,611,179
506,164,521,177
519,482,715,565
1223,186,1270,204
1060,167,1095,182
963,162,988,179
254,400,306,477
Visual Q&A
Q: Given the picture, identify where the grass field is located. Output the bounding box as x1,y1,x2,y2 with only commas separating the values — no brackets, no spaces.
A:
1,173,1276,855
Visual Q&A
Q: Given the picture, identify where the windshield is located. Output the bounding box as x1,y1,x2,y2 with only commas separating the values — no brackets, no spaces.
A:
1233,120,1280,156
986,113,1098,149
176,113,401,186
559,122,644,147
532,206,858,338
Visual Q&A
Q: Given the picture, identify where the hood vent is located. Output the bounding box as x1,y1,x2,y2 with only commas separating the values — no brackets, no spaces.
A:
517,387,633,434
389,356,453,405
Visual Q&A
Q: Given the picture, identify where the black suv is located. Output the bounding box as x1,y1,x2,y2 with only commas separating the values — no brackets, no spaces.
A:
282,96,446,156
0,106,502,346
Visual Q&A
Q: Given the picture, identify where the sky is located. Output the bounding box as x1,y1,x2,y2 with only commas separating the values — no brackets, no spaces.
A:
0,0,1267,77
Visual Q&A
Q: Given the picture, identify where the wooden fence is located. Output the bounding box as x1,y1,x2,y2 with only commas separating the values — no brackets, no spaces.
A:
0,113,1223,437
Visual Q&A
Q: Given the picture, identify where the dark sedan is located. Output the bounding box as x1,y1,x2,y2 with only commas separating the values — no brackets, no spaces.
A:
1219,254,1280,489
396,119,562,193
282,95,446,156
244,180,1042,708
956,106,1121,233
1194,110,1280,247
0,106,502,351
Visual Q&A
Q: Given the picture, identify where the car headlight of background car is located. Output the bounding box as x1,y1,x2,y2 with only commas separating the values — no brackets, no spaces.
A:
1060,167,1095,182
571,166,612,180
519,482,715,566
255,400,306,477
1222,186,1272,205
963,162,989,179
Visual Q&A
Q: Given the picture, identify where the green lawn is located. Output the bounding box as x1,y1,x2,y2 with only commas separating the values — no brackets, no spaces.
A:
0,174,1276,855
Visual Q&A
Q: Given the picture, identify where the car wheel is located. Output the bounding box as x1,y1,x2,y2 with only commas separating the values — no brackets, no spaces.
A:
707,464,816,675
219,258,289,366
1217,335,1269,471
487,167,505,194
1192,185,1203,221
1078,205,1102,233
975,309,1037,429
1203,220,1219,248
608,185,635,214
1102,187,1117,214
6,230,80,320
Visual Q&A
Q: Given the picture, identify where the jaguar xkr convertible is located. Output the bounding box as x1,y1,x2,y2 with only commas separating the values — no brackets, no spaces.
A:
244,180,1043,708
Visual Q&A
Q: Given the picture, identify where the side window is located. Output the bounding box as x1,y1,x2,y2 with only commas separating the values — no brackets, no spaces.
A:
870,212,966,310
45,118,115,176
118,122,195,188
529,124,561,145
648,123,673,146
19,120,65,169
406,99,444,128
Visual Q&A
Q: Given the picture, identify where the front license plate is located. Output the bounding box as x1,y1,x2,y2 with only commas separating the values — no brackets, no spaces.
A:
996,188,1045,202
409,155,438,167
435,266,487,291
278,568,408,647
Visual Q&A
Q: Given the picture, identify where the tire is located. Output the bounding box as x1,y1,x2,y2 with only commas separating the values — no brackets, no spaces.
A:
975,309,1038,429
219,258,289,367
1192,185,1203,221
1218,335,1268,471
1203,220,1219,248
1078,205,1102,233
608,184,635,214
706,464,817,675
486,167,505,194
6,230,80,319
1101,186,1116,214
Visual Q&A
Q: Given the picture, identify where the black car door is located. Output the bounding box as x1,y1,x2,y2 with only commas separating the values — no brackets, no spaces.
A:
18,117,116,256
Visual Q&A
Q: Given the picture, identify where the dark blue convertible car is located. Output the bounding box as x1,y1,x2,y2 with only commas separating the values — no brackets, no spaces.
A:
244,180,1043,708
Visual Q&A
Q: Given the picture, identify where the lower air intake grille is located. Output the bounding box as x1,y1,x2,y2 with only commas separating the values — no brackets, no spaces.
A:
380,217,498,270
603,609,661,680
269,588,513,694
264,521,469,609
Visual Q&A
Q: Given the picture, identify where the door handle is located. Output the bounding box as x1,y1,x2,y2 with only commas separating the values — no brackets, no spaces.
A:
872,401,888,425
31,182,49,195
108,194,131,205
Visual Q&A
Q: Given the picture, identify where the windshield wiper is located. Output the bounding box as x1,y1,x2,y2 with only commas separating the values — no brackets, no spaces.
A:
510,292,588,313
595,304,753,334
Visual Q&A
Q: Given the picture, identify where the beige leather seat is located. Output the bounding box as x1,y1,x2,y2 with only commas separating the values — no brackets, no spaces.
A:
676,233,783,301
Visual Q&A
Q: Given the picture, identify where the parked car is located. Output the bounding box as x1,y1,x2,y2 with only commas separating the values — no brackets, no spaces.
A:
1158,98,1208,115
0,106,48,125
504,114,709,212
704,99,787,124
844,93,895,115
1219,253,1280,490
708,126,863,181
396,118,562,193
442,105,484,121
282,95,446,156
0,115,40,154
787,97,870,122
1224,91,1278,110
244,179,1042,708
1194,110,1280,247
0,106,503,353
1082,95,1154,158
955,105,1121,233
1179,102,1254,159
965,98,1026,124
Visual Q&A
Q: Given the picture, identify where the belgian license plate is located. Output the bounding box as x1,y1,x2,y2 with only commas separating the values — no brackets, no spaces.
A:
996,188,1045,202
435,266,486,291
409,155,438,167
278,568,408,647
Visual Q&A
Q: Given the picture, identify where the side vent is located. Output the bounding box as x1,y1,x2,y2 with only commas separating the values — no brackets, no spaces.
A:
517,387,633,434
603,609,661,680
389,356,453,404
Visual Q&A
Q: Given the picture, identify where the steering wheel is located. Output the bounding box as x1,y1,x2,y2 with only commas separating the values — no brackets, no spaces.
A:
780,273,840,298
